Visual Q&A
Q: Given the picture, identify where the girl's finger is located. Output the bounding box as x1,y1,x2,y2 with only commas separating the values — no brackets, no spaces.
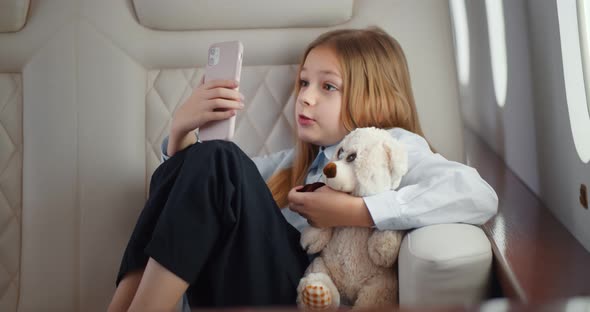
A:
208,98,244,111
288,201,298,211
296,210,309,219
289,202,305,213
207,110,236,121
288,191,305,206
206,87,244,102
202,79,239,90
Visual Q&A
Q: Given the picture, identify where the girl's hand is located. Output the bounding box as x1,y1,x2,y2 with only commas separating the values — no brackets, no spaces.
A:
168,77,244,155
287,185,374,228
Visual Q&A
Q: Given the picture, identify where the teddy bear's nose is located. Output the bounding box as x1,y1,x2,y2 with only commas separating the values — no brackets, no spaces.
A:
323,162,337,178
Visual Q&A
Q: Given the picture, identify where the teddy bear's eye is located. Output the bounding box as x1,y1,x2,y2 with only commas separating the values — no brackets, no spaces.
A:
337,147,344,159
346,153,357,162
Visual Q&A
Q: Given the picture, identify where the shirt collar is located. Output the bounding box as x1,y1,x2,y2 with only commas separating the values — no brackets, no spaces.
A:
309,141,341,173
322,143,340,163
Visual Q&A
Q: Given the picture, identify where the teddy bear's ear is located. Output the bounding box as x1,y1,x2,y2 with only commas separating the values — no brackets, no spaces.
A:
383,139,408,189
383,143,394,174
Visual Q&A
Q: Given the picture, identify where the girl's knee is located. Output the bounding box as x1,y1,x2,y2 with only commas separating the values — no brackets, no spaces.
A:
192,140,238,155
191,140,250,164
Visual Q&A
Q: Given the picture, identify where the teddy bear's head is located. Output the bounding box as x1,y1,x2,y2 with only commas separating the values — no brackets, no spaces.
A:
322,127,408,197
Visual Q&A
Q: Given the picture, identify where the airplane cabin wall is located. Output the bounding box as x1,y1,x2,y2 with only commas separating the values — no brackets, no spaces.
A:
455,0,590,252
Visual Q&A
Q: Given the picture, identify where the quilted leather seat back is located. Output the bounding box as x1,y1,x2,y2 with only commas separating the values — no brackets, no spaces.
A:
146,66,299,190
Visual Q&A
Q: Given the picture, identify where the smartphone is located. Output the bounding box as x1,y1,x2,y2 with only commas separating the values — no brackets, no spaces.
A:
198,40,244,141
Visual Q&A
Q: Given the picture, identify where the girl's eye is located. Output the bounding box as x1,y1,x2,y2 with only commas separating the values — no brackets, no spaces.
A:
346,153,357,163
299,79,309,87
324,83,338,91
337,147,344,159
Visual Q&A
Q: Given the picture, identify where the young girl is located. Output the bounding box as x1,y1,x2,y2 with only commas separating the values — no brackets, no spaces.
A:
108,27,498,311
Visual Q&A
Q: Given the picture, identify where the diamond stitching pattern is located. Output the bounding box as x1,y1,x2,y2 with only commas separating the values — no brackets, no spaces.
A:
0,73,22,312
145,65,298,187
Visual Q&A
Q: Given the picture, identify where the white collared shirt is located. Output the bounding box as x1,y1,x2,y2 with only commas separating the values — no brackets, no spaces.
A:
160,128,498,232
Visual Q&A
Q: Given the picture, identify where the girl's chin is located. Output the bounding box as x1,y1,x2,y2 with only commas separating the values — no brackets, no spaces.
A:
296,127,344,146
297,133,335,147
296,129,320,145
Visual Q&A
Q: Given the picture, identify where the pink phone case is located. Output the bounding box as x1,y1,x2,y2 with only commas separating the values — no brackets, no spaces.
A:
198,41,243,141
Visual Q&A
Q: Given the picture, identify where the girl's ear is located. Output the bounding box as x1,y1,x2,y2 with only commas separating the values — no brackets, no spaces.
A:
383,139,408,189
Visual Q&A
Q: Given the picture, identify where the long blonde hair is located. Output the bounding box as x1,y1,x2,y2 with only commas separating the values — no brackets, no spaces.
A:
267,26,429,208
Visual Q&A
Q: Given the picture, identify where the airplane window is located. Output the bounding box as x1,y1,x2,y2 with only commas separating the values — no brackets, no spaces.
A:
485,0,508,107
578,0,590,116
449,0,470,86
557,0,590,163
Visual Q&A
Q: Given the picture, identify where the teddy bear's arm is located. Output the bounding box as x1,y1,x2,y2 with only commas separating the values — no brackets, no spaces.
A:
300,226,334,254
367,230,405,267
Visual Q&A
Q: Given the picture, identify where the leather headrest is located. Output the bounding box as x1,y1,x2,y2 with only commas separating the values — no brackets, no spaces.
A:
132,0,353,30
0,0,30,32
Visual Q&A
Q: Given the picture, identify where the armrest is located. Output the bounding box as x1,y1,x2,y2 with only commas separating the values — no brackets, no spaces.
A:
398,223,492,306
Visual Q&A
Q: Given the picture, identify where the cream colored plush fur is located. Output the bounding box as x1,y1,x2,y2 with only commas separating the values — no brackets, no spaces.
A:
297,127,408,310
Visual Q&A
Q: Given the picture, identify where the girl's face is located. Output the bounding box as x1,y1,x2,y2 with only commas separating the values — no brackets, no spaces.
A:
295,46,348,147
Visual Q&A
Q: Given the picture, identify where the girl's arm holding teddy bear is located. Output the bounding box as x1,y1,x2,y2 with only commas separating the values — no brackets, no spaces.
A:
288,128,498,230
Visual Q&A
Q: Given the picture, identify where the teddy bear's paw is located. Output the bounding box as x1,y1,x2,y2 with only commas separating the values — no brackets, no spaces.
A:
297,273,340,310
368,230,403,267
300,227,332,254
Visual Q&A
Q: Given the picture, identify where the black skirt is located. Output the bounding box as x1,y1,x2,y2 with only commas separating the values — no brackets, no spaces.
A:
116,140,309,307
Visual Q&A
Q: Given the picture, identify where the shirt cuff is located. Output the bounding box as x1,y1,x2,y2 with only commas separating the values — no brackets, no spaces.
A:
363,190,403,230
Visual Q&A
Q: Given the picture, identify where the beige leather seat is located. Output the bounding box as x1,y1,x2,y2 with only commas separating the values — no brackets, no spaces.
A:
0,0,491,311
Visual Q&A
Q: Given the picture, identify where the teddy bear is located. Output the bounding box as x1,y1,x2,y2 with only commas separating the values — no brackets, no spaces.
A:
296,127,408,310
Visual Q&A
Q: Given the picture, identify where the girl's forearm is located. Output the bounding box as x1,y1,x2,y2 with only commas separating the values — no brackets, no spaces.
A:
349,197,375,227
168,130,197,157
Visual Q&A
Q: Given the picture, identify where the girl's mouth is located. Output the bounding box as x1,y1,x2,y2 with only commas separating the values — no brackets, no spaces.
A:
298,114,315,126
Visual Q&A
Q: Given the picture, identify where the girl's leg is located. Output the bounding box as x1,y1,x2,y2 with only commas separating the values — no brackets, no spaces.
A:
174,141,309,307
114,140,309,308
127,258,189,312
107,269,143,312
112,148,187,309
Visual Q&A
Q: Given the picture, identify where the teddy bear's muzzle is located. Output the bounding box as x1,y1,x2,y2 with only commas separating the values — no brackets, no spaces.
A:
323,162,337,178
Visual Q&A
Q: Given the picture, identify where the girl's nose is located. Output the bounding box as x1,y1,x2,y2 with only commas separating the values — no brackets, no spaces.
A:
299,87,317,106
